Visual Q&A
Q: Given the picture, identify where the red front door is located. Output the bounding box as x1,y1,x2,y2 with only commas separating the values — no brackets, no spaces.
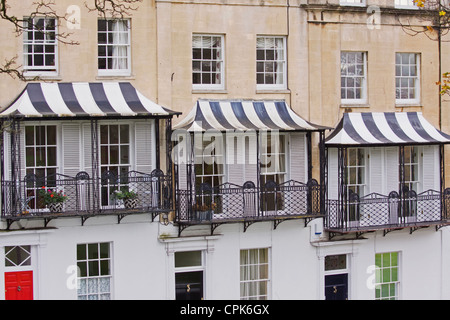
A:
5,271,33,300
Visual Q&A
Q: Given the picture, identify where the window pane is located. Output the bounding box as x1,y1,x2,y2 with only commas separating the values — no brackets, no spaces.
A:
88,243,99,259
175,251,202,268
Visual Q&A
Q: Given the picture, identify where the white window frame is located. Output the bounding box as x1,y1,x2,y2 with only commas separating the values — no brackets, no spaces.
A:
341,51,367,105
76,242,113,300
375,251,400,300
402,146,420,192
23,17,58,77
194,134,225,189
97,19,131,77
339,0,366,6
99,123,131,207
240,248,271,300
192,34,225,91
346,147,366,197
394,0,419,8
256,36,287,90
395,53,420,106
260,132,287,186
24,125,59,211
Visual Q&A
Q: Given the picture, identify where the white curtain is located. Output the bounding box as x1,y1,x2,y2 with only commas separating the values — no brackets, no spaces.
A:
112,20,128,70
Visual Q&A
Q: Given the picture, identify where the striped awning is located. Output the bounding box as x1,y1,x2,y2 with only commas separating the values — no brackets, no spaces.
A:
325,112,450,146
173,99,328,132
0,82,179,118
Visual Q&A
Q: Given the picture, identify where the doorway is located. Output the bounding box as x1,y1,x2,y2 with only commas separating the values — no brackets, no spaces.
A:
325,273,348,300
175,271,204,300
324,254,349,300
5,271,34,300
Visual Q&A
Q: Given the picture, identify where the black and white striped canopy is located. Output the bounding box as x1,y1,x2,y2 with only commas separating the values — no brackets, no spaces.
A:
0,82,178,118
174,99,328,132
325,112,450,146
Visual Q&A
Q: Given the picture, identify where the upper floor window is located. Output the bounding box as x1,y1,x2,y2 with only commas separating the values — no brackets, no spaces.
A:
23,17,57,75
100,124,130,207
98,19,131,76
395,53,420,105
402,146,419,192
194,136,224,189
395,0,418,8
192,35,224,90
341,51,367,104
256,36,286,90
346,147,366,197
340,0,365,6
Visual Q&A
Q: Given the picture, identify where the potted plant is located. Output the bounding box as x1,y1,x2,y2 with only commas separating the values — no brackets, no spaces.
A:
114,189,139,209
39,187,67,213
193,202,217,221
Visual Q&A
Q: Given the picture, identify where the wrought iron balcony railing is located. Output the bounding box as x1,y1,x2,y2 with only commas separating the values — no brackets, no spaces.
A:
1,169,173,221
326,189,450,233
175,179,323,225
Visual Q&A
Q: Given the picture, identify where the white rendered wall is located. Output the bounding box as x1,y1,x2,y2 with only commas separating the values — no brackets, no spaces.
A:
1,217,449,300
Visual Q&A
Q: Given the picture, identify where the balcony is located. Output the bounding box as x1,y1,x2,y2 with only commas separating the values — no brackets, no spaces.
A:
175,179,324,234
326,189,450,236
1,169,172,228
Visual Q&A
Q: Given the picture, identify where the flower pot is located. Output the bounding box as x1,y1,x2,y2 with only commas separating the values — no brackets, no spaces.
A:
197,210,212,221
48,202,63,213
124,198,139,209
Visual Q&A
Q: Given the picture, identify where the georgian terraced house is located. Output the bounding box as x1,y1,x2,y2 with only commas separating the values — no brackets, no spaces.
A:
1,0,450,300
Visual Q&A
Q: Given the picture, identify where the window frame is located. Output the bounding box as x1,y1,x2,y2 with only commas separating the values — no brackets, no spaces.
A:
25,125,58,211
76,242,113,300
23,17,58,76
97,19,131,77
394,0,419,9
340,51,368,105
99,123,131,207
240,248,270,300
194,134,225,189
259,132,287,187
339,0,366,6
395,52,420,106
375,252,400,300
192,34,225,91
345,147,366,197
402,146,420,193
256,36,287,91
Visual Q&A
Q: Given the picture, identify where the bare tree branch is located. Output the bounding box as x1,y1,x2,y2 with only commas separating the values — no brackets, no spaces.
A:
85,0,142,19
0,0,142,81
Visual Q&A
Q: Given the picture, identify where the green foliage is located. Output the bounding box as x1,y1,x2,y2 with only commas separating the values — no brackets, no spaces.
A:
39,187,67,204
114,189,138,200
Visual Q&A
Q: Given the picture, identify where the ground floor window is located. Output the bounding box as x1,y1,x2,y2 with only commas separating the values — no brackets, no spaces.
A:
375,252,399,300
76,242,112,300
240,248,269,300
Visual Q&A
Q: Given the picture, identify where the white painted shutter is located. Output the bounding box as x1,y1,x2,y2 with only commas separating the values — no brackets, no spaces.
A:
173,131,191,190
62,123,81,177
289,132,306,183
226,133,245,186
3,130,10,180
135,121,154,174
369,147,383,195
327,148,339,200
422,145,439,191
82,123,93,175
385,147,399,194
244,132,258,185
19,127,26,180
